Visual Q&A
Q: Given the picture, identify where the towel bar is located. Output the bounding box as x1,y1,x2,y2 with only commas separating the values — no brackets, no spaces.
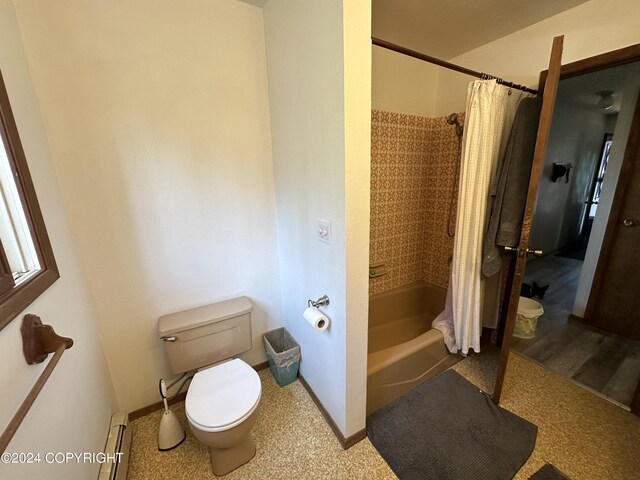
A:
0,315,73,454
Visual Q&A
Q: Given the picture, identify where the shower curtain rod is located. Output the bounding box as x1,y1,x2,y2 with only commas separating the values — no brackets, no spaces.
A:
372,37,538,95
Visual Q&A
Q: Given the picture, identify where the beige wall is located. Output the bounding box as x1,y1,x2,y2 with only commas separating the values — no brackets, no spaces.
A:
372,45,439,117
0,1,116,478
435,0,640,116
343,0,372,437
13,0,283,413
263,0,371,437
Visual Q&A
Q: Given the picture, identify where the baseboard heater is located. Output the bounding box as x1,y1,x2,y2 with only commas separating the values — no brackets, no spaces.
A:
97,412,132,480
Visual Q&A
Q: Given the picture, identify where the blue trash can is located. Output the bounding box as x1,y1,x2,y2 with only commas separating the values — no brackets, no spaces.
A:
262,327,301,387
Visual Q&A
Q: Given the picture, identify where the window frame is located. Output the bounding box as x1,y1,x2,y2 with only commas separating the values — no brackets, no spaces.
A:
0,69,58,331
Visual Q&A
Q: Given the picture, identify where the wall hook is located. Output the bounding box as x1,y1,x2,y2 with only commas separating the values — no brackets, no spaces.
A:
552,163,573,183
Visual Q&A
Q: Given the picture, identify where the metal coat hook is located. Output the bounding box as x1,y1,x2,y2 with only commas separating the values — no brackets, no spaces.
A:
308,295,330,308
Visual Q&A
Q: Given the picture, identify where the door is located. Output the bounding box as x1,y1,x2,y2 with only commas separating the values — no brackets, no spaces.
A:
583,95,640,341
493,36,564,403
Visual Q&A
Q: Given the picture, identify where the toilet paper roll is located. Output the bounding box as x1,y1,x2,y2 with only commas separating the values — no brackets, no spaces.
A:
303,307,330,332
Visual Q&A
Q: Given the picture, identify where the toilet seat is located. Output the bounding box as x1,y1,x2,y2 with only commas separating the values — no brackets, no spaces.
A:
185,358,261,433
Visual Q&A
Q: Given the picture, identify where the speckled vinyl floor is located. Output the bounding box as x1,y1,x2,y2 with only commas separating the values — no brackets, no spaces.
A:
129,352,640,479
128,368,395,480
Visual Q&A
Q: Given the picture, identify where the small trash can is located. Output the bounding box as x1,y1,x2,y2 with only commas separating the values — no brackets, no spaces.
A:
514,297,544,339
262,327,301,387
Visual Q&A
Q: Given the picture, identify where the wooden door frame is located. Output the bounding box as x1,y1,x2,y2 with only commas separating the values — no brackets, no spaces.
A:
538,43,640,94
494,42,640,415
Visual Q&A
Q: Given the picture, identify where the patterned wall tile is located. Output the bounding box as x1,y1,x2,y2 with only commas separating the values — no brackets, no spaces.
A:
369,109,464,295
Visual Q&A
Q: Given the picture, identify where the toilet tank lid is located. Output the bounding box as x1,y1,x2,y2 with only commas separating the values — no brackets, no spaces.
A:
158,296,252,336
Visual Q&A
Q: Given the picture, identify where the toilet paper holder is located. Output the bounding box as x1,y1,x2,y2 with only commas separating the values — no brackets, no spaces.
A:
308,295,330,308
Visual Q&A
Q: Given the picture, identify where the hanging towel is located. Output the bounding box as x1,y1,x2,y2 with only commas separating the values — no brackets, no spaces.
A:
482,97,542,278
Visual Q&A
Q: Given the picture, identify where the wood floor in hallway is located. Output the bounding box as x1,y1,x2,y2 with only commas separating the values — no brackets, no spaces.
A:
512,254,640,408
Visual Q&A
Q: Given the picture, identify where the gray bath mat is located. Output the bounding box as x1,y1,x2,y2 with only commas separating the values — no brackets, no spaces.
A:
529,464,571,479
367,370,537,480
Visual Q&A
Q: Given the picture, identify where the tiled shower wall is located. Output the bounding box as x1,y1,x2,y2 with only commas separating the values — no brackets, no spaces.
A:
369,109,463,295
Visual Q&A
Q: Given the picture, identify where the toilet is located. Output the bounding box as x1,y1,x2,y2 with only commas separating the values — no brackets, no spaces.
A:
158,296,261,476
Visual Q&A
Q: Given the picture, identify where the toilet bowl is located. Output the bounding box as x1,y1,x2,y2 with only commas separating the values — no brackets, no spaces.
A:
158,296,260,475
186,358,261,476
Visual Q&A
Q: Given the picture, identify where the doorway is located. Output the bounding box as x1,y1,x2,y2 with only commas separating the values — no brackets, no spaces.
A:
511,60,640,409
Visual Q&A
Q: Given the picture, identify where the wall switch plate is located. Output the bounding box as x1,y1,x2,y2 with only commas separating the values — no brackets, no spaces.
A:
316,218,331,244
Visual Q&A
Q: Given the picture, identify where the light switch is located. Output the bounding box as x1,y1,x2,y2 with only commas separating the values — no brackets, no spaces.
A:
317,218,331,244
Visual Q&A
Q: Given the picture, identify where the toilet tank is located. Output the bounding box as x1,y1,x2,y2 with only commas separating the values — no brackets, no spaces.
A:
158,296,253,374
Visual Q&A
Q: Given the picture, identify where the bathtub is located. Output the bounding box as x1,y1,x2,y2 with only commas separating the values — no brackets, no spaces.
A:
367,281,461,415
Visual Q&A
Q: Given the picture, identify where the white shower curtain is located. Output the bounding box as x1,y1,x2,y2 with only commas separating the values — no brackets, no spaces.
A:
433,80,530,355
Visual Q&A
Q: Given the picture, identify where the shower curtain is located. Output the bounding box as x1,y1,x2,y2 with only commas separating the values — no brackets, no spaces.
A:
433,80,530,355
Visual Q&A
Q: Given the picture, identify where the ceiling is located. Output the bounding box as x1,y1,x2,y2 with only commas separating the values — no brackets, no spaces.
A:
558,61,640,114
372,0,591,60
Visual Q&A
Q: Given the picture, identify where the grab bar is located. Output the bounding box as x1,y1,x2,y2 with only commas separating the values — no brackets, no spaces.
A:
0,314,73,454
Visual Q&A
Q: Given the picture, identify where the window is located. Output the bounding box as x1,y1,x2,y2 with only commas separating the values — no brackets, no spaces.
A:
588,134,613,218
0,70,58,331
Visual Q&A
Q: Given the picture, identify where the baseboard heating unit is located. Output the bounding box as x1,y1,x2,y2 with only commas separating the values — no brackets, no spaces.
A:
97,412,132,480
